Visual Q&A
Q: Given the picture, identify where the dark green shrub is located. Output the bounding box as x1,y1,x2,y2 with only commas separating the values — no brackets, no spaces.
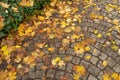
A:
0,0,50,38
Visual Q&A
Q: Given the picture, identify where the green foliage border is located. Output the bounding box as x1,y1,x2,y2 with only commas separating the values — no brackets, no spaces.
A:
0,0,50,38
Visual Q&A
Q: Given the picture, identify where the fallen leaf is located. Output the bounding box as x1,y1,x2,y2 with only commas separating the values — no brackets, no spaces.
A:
94,30,98,34
51,57,61,66
111,45,118,51
73,74,80,80
48,47,55,52
41,66,48,71
73,65,85,76
58,60,65,67
85,46,90,51
103,74,111,80
103,61,108,67
111,73,119,80
85,55,91,61
97,33,102,38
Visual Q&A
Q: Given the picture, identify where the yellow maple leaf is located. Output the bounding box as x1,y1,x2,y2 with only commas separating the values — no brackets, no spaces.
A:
62,39,70,46
71,34,80,39
17,64,22,69
73,66,85,76
111,73,119,80
106,33,111,36
49,34,55,39
45,11,52,18
58,60,65,67
85,46,90,51
105,5,113,12
8,71,17,80
103,61,108,67
38,16,45,21
111,45,118,51
85,55,91,61
1,45,9,56
73,74,80,80
48,47,55,52
25,27,32,35
64,27,72,33
97,33,102,38
103,74,111,80
113,19,119,25
51,57,61,66
18,24,25,36
94,30,98,34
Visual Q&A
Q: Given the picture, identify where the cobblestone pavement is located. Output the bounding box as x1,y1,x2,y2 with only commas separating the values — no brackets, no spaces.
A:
11,0,120,80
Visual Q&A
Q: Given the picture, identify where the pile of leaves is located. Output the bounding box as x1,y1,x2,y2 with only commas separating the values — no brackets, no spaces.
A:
0,0,50,38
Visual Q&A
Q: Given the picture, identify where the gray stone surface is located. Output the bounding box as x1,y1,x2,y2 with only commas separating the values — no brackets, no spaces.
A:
88,75,97,80
88,65,100,76
15,0,120,80
90,56,98,65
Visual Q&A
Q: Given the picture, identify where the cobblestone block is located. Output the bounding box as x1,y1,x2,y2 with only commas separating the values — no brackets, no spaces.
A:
107,57,116,67
66,48,75,55
88,65,100,76
66,63,73,73
55,71,65,79
88,75,97,80
99,53,108,61
80,60,90,69
36,70,43,78
98,71,104,80
97,38,106,43
113,64,120,73
90,56,98,65
115,39,120,45
92,48,100,56
36,63,44,70
76,53,84,58
95,42,102,50
72,57,81,64
65,73,73,80
29,71,35,79
22,75,28,80
47,69,55,78
97,60,105,69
